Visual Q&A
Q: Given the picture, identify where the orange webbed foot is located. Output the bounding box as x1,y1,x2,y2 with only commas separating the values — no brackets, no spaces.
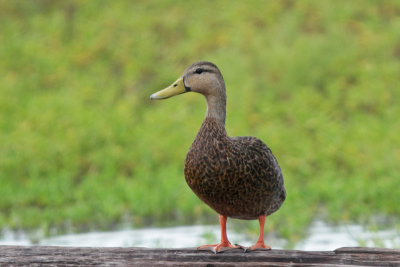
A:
245,241,271,252
198,214,244,253
198,241,240,254
244,215,272,252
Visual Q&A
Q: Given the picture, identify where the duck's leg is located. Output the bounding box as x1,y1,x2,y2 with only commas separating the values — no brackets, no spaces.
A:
198,214,239,253
247,215,271,251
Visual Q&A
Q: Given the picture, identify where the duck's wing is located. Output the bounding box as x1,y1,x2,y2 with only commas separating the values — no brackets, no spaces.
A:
230,136,282,178
230,136,286,206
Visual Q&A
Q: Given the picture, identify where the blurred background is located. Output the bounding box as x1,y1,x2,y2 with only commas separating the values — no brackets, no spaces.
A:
1,0,399,248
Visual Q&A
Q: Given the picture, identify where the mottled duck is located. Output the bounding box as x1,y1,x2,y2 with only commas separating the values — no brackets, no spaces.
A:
150,61,286,253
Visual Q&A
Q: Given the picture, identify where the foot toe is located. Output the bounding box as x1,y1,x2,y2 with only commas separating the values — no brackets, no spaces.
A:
198,242,240,253
246,243,271,252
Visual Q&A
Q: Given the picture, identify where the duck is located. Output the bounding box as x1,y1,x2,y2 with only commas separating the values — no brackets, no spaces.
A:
150,61,286,253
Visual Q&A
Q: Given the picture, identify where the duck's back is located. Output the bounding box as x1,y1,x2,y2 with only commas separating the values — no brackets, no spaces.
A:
184,118,286,220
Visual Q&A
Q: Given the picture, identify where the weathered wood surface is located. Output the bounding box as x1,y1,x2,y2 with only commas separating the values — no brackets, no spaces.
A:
0,246,399,266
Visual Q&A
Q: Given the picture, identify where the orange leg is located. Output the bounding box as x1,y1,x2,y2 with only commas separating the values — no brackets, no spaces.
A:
248,215,271,251
198,214,239,253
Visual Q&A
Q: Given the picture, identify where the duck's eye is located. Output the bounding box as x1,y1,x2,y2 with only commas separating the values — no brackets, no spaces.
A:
195,68,204,74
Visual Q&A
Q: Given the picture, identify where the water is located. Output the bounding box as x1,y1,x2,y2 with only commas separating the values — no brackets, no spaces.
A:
1,221,399,250
295,220,400,250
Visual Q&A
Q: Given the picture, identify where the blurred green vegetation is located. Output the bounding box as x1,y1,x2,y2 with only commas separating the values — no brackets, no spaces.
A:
1,0,400,245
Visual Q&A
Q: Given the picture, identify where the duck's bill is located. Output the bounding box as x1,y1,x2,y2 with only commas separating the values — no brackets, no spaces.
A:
150,77,189,100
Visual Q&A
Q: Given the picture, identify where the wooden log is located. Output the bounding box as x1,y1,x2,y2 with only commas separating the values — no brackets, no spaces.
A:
0,246,399,266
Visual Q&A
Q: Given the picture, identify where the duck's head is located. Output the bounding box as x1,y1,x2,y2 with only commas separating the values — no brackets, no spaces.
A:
150,61,225,100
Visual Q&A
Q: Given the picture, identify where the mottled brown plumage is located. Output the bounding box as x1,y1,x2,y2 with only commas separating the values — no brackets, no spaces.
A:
151,61,286,252
184,117,285,220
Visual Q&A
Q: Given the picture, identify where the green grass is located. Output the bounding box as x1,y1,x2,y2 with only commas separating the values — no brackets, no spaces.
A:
1,0,400,246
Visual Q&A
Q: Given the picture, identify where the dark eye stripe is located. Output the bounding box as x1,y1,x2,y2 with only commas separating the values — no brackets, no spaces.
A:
194,68,214,74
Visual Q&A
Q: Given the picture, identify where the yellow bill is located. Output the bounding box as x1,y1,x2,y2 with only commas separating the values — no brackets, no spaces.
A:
150,77,189,100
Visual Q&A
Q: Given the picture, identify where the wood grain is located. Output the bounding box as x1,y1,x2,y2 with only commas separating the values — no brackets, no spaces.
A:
0,246,399,266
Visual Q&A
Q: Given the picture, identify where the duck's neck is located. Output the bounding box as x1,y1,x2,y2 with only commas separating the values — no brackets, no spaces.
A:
205,93,226,126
